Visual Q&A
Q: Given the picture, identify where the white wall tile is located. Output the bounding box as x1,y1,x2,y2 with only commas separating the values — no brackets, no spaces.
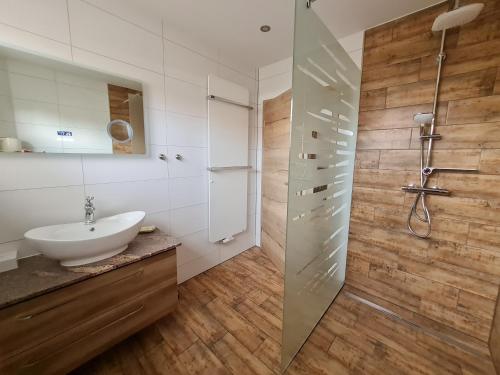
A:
0,0,70,43
167,146,207,178
0,120,16,137
0,185,84,243
169,176,207,210
162,23,219,62
248,170,257,195
146,108,167,146
259,71,292,102
165,77,207,117
338,31,364,53
143,210,171,234
0,23,72,61
82,0,163,36
177,250,220,283
57,82,108,111
0,153,83,191
82,144,168,184
166,112,207,148
0,96,14,122
0,70,10,95
247,193,256,216
9,73,58,103
176,229,213,266
257,123,263,148
55,70,107,91
248,125,258,150
217,65,258,104
248,148,257,170
256,171,262,202
256,144,263,172
218,213,256,262
11,99,59,126
16,124,63,151
6,60,56,81
217,51,257,81
259,57,292,80
85,178,170,217
0,239,37,259
72,47,165,110
164,40,217,88
249,106,258,128
68,0,163,73
349,49,363,69
59,106,109,130
62,127,111,152
170,203,207,238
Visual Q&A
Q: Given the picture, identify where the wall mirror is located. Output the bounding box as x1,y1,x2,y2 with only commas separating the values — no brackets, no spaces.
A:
0,45,145,155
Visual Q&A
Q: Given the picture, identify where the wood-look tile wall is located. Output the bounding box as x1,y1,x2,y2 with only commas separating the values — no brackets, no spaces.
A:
261,90,292,274
347,0,500,346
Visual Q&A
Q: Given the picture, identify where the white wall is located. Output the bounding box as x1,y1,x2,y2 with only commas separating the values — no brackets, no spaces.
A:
255,32,364,245
0,0,258,283
338,31,364,68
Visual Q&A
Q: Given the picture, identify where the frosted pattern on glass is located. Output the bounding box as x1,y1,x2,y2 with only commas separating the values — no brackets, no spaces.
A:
281,0,361,369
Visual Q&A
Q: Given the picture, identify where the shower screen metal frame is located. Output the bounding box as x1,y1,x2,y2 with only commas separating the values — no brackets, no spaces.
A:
281,0,361,370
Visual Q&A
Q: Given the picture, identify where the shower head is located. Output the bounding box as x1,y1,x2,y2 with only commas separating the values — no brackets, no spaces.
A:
414,113,434,125
432,3,484,31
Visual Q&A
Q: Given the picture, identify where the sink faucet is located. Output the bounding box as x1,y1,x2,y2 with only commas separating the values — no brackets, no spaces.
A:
84,196,96,225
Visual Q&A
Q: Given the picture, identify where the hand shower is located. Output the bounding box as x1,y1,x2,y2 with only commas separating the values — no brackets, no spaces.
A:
405,114,436,238
402,1,483,239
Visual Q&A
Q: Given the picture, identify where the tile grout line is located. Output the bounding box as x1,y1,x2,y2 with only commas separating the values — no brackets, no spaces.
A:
65,0,74,61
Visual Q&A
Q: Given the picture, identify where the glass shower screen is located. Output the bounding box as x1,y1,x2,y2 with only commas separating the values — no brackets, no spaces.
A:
281,0,361,369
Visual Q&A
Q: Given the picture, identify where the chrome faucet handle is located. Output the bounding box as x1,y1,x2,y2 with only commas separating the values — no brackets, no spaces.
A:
84,196,95,211
84,196,96,224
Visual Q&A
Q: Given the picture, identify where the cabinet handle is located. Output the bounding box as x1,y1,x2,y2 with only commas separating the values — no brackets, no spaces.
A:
15,269,144,321
21,304,145,369
16,314,33,321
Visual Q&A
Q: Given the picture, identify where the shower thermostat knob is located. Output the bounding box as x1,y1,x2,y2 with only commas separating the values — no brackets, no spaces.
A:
422,167,432,176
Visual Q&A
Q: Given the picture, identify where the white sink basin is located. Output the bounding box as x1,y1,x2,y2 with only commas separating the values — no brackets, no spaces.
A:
24,211,145,267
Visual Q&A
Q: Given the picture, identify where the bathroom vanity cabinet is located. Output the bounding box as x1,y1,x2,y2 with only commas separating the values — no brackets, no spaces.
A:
0,232,179,375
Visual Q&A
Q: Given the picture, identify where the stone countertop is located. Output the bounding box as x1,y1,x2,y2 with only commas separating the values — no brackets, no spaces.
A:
0,231,180,310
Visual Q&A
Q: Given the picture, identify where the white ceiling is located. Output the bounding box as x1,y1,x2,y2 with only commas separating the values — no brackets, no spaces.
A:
315,0,442,40
135,0,442,70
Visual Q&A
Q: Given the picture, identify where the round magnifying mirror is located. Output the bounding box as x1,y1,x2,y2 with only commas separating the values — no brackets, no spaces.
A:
107,119,134,143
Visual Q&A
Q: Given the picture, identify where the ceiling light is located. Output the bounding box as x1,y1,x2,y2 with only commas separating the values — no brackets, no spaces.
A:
260,25,271,32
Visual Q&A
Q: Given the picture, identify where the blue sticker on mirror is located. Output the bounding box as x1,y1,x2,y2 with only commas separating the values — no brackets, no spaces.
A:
57,131,73,136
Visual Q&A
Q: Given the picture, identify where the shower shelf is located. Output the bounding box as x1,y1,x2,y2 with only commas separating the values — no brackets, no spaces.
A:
401,186,450,196
419,134,441,140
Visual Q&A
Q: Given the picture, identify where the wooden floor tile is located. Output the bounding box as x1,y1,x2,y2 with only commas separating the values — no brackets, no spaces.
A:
72,247,495,375
206,298,266,353
177,340,230,375
211,333,274,375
